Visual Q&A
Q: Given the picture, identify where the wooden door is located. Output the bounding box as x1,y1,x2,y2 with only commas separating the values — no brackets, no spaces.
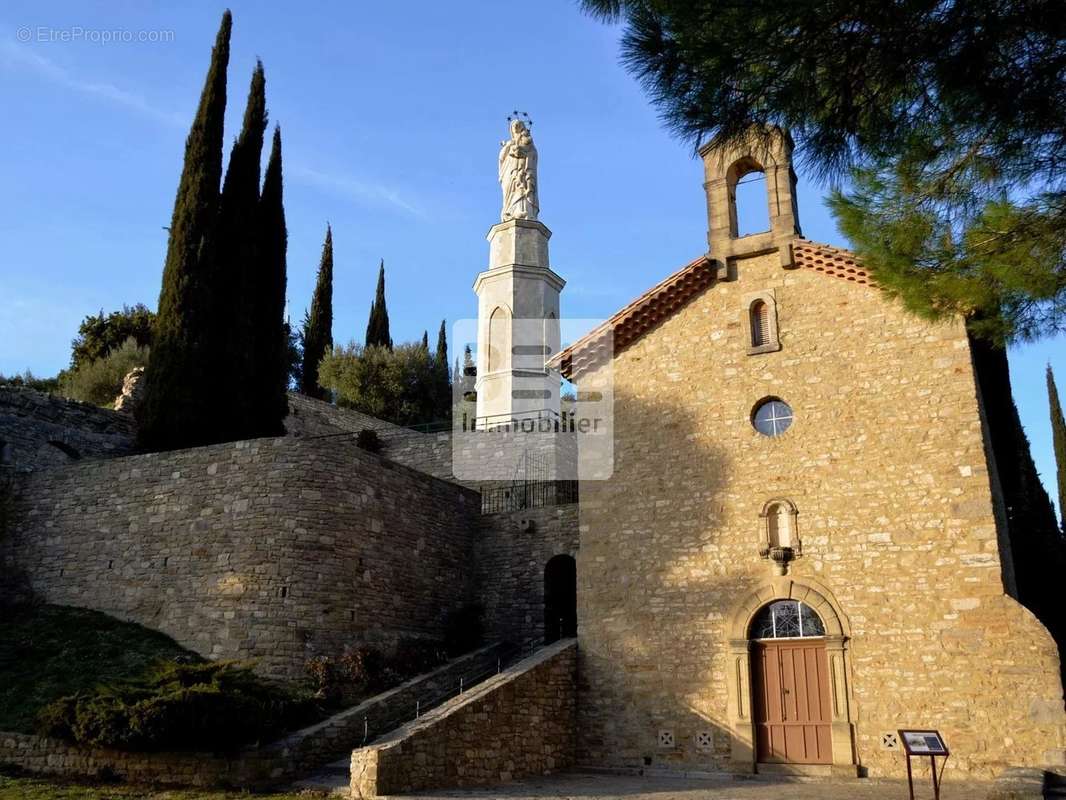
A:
752,639,832,764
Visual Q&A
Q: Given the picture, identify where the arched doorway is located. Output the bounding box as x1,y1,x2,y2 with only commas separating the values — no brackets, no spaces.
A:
749,600,831,764
543,554,576,643
725,579,856,774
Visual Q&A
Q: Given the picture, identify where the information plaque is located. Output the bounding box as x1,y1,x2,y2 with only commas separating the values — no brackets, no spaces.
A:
899,730,949,756
898,729,949,800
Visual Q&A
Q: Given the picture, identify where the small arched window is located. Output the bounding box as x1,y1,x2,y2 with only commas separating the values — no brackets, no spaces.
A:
750,301,770,348
744,293,780,354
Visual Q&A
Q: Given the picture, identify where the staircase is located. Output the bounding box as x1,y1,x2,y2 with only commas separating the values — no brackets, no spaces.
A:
289,638,547,796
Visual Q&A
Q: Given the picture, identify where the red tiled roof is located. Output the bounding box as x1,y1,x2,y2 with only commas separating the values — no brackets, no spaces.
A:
550,239,875,379
792,239,876,285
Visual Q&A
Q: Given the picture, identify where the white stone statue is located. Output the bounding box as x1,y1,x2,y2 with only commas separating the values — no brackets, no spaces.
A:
498,119,539,222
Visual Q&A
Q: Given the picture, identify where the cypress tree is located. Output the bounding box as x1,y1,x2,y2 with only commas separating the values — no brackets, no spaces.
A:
365,260,392,349
1048,365,1066,534
250,125,289,436
971,336,1066,676
421,331,429,351
300,225,334,400
137,11,231,450
212,61,267,440
434,319,451,421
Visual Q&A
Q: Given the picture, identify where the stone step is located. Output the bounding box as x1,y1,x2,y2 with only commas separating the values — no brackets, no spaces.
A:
755,762,833,778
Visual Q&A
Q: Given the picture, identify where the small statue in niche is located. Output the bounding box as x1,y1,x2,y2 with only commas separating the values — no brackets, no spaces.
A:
758,499,801,575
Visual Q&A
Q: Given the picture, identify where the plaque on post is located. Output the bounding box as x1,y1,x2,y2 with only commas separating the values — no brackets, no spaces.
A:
898,730,949,800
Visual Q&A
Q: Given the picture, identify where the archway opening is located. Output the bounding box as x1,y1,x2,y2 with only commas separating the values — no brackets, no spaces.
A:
543,554,576,644
731,162,771,237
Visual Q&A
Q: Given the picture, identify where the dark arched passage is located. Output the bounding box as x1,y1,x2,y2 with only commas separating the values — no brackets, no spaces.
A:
543,554,576,643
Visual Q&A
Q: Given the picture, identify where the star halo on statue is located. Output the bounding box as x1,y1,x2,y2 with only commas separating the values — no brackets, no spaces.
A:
506,110,534,129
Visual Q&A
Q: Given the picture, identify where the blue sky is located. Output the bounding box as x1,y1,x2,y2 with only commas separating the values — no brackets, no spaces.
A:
1,1,1062,513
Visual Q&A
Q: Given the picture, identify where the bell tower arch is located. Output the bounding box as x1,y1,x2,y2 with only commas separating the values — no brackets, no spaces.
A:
700,128,802,276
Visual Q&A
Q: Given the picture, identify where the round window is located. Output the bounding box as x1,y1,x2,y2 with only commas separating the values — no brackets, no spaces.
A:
752,398,793,437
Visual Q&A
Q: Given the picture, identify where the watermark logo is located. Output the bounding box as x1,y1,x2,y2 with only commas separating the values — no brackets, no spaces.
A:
450,318,614,482
16,26,175,45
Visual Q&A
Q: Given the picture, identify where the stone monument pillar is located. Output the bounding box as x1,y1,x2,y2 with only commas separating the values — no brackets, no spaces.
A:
474,116,565,429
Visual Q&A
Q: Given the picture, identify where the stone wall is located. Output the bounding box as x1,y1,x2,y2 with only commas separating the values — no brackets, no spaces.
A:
477,503,580,646
0,731,270,789
574,250,1066,779
1,436,480,679
286,393,459,484
350,639,577,797
0,643,507,789
286,394,581,496
0,387,135,471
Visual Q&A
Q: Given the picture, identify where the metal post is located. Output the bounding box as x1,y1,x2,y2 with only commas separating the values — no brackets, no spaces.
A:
905,754,914,800
930,755,940,800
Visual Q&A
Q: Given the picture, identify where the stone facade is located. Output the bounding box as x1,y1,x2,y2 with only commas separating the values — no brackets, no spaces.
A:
571,248,1066,779
0,386,135,471
350,639,577,798
1,436,480,679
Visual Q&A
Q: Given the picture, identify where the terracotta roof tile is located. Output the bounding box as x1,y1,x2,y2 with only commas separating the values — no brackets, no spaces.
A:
551,239,875,379
792,239,876,285
549,255,715,379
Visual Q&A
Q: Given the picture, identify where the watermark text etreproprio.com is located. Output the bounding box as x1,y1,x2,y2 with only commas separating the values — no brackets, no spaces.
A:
16,26,175,45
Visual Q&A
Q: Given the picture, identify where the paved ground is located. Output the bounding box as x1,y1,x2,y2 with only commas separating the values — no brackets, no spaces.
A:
395,771,999,799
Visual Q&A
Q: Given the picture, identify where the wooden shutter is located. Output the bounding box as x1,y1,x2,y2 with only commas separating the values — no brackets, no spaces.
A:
751,301,771,347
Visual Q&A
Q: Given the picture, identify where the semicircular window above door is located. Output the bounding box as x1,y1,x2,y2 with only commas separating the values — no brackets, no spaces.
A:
750,600,825,639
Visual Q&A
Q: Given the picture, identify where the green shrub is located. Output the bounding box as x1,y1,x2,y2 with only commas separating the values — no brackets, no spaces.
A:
37,660,318,752
443,603,484,657
304,639,448,706
59,337,149,407
355,428,383,453
0,370,59,393
318,342,438,426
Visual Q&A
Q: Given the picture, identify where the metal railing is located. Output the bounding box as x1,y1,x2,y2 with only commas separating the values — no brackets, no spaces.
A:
358,637,559,747
481,480,579,514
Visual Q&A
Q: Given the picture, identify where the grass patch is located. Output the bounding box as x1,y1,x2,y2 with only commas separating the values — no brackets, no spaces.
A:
0,604,201,734
0,774,321,799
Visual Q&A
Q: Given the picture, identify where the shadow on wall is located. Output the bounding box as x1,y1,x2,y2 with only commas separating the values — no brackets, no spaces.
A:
576,384,748,771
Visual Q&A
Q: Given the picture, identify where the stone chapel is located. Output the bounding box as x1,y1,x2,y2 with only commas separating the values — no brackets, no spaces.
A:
550,127,1066,776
